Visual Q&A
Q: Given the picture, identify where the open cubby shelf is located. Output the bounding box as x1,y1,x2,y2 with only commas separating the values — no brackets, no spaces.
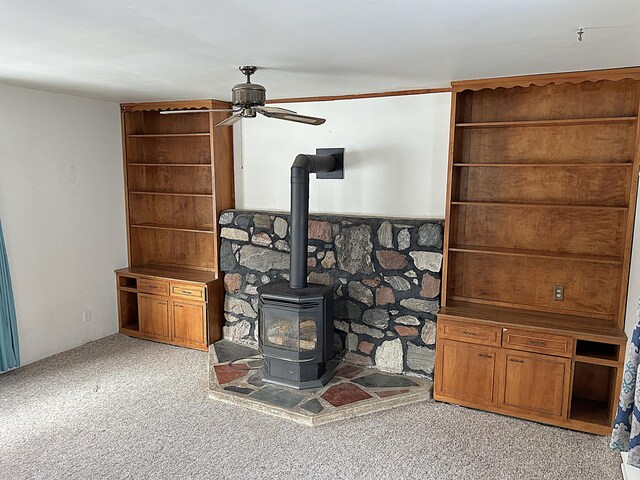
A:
118,289,139,332
435,69,640,435
569,362,616,426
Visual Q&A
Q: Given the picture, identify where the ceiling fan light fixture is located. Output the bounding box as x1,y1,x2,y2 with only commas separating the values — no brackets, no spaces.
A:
160,65,326,127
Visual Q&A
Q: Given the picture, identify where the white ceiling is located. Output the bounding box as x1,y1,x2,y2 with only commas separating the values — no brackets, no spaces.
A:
1,0,639,103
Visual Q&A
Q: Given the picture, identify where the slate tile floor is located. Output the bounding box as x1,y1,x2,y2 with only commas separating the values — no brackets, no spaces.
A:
209,340,432,425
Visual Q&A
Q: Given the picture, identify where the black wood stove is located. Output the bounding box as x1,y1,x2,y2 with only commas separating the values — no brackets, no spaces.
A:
257,149,343,389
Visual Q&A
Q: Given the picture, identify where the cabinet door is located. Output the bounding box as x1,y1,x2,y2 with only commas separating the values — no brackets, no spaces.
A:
172,300,206,346
138,294,170,340
498,350,570,418
436,339,498,405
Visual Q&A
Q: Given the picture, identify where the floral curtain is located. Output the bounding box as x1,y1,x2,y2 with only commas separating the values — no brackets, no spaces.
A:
611,299,640,466
0,219,19,372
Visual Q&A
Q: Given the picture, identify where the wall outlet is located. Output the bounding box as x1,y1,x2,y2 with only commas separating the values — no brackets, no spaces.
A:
553,285,564,301
82,309,92,323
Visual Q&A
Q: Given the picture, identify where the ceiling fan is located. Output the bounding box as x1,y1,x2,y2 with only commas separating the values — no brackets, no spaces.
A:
160,66,326,127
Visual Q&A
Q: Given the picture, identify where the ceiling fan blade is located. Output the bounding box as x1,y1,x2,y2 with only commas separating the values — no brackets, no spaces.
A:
215,112,243,127
258,110,325,126
254,106,297,114
160,109,236,115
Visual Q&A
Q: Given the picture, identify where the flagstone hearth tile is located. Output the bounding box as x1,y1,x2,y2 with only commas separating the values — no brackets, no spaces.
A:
321,383,372,407
213,364,250,385
334,364,363,379
211,339,260,364
375,389,410,398
224,386,254,395
247,374,266,388
352,372,418,389
249,385,306,409
300,399,324,414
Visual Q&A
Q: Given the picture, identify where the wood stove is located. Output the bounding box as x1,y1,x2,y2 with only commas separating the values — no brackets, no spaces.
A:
257,149,343,389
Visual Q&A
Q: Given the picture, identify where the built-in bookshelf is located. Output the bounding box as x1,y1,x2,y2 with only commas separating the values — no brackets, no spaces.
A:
435,68,640,434
116,100,234,350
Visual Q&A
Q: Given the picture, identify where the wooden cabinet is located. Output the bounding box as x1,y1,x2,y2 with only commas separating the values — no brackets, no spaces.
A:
435,68,639,434
498,350,570,418
116,100,233,350
116,266,224,351
139,294,170,340
437,339,498,405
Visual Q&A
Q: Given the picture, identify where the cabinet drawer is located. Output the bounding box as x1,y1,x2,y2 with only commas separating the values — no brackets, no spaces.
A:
438,319,502,346
170,283,206,301
502,329,573,358
138,278,169,296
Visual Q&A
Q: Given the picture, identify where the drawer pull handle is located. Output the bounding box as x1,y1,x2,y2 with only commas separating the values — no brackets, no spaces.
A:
176,304,183,308
509,359,525,364
180,290,193,295
528,341,546,346
158,301,167,306
463,330,478,336
478,353,492,359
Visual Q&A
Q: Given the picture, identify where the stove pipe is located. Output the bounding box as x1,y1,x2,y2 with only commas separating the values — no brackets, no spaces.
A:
289,153,336,289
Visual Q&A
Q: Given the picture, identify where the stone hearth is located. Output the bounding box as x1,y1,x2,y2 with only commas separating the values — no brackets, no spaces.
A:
219,210,443,378
209,340,432,426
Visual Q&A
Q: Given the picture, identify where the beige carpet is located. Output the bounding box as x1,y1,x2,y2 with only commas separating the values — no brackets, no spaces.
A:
0,334,620,480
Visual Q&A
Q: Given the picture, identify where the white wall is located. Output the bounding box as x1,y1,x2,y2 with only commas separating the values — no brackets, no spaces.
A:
0,84,126,366
236,93,451,218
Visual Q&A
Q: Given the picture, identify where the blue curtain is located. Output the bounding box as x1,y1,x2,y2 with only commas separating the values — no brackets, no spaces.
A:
612,299,640,466
0,219,19,371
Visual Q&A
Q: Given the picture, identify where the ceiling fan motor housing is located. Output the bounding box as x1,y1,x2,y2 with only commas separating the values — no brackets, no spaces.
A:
232,82,266,107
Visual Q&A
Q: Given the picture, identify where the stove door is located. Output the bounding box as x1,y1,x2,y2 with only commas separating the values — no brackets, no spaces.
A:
260,300,319,353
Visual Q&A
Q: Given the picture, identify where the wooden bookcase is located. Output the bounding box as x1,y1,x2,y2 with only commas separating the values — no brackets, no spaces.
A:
115,100,234,350
434,68,640,434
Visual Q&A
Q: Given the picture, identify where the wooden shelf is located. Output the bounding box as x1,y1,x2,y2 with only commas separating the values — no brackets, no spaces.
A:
130,223,214,234
129,191,213,198
126,133,210,138
569,397,611,426
573,355,620,367
451,201,628,210
439,301,626,343
448,245,623,264
455,117,637,128
116,266,216,284
128,163,211,167
453,162,633,167
118,286,138,294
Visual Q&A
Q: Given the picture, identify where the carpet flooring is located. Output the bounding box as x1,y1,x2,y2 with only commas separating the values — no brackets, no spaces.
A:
0,334,621,480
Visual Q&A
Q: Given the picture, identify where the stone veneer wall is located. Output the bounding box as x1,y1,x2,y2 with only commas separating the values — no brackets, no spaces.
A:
218,210,443,378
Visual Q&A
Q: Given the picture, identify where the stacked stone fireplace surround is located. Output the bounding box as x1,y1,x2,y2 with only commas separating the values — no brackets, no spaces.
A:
219,210,443,379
